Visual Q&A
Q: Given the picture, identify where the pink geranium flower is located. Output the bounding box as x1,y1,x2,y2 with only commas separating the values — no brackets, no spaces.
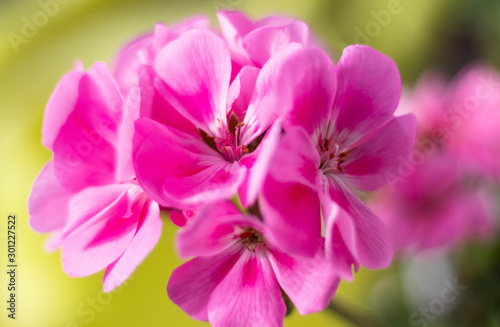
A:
258,45,417,280
29,63,162,291
133,29,317,209
372,154,495,253
445,65,500,180
168,200,340,327
370,66,499,253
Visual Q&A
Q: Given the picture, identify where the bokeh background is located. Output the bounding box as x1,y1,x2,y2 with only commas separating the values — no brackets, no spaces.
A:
1,0,499,326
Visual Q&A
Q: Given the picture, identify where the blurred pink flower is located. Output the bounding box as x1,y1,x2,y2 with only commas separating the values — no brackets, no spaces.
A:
28,63,162,292
168,200,339,326
372,154,495,253
445,65,500,180
258,45,417,280
371,65,499,253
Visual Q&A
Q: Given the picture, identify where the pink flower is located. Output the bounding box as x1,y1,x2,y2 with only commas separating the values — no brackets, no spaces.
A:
372,154,495,253
167,200,339,326
444,65,500,180
257,45,417,280
133,29,311,209
28,63,162,292
369,65,499,253
113,18,211,139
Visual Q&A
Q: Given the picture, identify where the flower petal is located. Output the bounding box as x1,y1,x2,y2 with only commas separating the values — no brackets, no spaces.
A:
322,202,359,281
177,200,251,258
116,86,142,182
322,177,393,271
217,11,255,59
103,199,162,292
208,251,286,327
42,68,85,150
154,30,231,137
52,63,123,191
238,119,282,207
278,48,336,136
167,245,242,321
243,22,310,67
239,43,302,145
28,162,73,233
260,176,321,257
268,126,321,190
141,67,199,137
333,45,401,147
340,114,417,191
241,45,335,145
62,184,141,277
133,118,245,208
227,66,259,122
268,246,340,314
112,32,153,95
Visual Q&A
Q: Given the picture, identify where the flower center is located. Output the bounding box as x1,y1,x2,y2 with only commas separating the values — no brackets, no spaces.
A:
204,118,249,163
237,227,265,253
318,138,350,175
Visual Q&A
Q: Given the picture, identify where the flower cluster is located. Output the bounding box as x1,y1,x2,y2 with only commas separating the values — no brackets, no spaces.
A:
29,11,416,326
371,65,500,253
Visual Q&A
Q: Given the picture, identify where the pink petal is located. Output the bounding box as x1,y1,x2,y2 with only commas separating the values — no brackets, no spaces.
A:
340,114,417,191
243,22,310,67
259,176,321,257
238,119,282,207
116,86,142,182
227,66,259,121
103,199,162,292
45,230,65,252
268,126,322,190
334,45,401,148
52,63,123,192
133,118,245,208
112,32,153,95
177,200,241,258
61,184,140,277
154,30,231,137
268,246,340,314
323,203,359,281
241,45,333,145
322,177,393,270
167,244,242,321
29,162,73,233
278,48,336,136
255,15,296,28
217,11,255,59
140,67,199,137
61,184,128,238
169,210,188,227
208,251,286,327
177,200,263,258
42,68,84,150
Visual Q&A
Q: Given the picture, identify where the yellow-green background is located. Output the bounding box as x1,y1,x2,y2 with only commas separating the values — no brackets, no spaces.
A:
1,0,499,326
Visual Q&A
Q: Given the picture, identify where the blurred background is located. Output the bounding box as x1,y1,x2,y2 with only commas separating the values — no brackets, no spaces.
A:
1,0,499,326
